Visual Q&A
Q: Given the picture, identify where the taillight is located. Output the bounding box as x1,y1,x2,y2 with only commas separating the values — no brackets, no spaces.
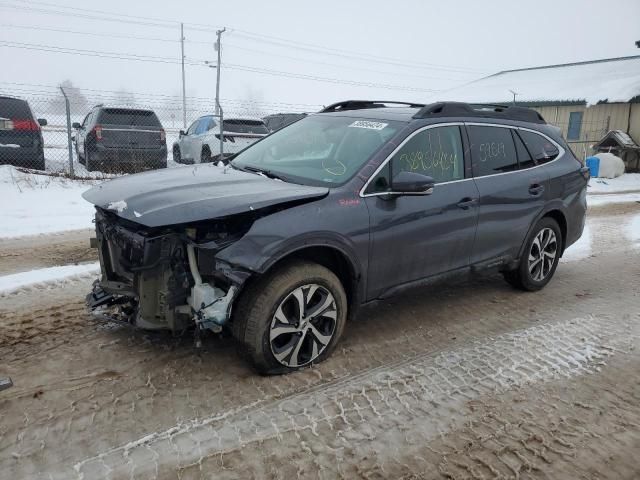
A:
160,129,166,141
92,125,103,140
12,119,40,131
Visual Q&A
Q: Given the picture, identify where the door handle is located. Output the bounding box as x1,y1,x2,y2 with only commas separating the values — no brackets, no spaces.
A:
457,197,478,209
529,184,545,196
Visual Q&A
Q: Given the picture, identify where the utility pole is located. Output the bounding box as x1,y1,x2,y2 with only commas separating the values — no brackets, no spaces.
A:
215,27,226,115
180,23,187,129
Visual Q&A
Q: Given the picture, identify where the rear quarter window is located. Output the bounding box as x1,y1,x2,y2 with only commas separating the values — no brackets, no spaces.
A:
519,130,559,164
98,109,162,127
0,98,32,119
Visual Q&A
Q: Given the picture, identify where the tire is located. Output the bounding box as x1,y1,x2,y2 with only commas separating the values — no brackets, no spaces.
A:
503,217,562,291
172,145,181,164
84,147,94,172
33,148,45,171
234,261,347,374
201,146,212,163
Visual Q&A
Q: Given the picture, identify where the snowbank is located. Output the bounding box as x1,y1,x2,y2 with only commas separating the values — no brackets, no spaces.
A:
0,262,99,294
0,165,98,238
594,153,625,179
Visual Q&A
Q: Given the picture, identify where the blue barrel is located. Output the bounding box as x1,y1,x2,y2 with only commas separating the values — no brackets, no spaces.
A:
585,156,600,177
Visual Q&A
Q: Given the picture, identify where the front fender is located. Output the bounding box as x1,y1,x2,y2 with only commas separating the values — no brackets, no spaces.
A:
214,194,370,300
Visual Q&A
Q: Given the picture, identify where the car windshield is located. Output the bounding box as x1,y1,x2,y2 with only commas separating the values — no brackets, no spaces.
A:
231,115,402,186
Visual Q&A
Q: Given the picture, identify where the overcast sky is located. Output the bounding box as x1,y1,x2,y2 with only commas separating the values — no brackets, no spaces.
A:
1,0,639,116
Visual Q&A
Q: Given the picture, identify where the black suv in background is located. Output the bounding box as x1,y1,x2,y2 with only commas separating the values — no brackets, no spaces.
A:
84,100,589,374
0,96,47,170
73,106,167,173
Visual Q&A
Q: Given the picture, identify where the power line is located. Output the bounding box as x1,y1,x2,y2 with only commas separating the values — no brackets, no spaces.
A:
229,30,488,75
224,42,474,82
0,41,441,93
1,0,487,76
223,63,439,92
0,23,187,43
0,1,179,29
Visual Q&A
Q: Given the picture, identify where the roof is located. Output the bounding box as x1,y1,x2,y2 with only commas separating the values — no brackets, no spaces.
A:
594,129,640,151
442,56,640,106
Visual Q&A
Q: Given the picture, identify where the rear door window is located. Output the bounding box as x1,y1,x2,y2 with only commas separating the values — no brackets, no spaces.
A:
518,130,559,165
223,120,269,134
468,125,518,177
98,109,161,127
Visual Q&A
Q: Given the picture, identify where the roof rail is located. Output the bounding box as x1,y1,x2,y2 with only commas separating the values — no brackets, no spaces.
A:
320,100,426,113
413,102,546,124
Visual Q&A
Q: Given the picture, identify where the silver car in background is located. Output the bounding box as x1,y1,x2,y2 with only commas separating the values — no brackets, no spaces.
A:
173,115,268,164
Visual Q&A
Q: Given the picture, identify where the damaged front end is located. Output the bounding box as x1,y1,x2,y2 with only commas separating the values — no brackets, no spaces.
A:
87,208,250,335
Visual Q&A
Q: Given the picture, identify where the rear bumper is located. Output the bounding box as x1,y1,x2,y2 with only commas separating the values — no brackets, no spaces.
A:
91,145,167,167
0,144,43,166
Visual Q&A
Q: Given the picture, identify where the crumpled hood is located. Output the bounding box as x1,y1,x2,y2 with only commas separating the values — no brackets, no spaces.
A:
82,165,329,227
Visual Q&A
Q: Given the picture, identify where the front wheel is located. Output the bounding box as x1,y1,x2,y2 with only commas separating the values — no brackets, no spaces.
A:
503,217,562,291
234,261,347,374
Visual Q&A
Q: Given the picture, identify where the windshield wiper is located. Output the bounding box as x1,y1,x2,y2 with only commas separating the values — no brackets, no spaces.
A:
242,165,288,182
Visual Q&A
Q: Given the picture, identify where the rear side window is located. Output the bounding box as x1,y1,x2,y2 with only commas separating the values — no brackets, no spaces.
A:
98,109,161,127
0,98,32,119
468,126,518,177
519,130,559,165
223,120,268,134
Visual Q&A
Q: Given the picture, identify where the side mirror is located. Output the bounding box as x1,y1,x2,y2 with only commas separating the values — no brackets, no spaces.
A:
71,135,76,142
391,171,435,195
37,118,47,127
179,129,186,137
72,122,81,129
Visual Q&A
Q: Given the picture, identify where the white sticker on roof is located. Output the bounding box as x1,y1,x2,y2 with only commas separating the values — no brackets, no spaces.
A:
348,120,388,130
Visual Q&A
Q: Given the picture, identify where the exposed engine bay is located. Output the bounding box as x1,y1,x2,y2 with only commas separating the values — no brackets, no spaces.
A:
86,208,252,335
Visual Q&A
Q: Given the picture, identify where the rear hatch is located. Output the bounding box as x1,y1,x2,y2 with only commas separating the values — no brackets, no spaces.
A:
219,119,268,147
96,108,165,149
0,97,39,150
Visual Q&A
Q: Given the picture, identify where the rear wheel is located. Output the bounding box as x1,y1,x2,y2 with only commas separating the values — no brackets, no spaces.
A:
234,261,347,374
33,148,45,171
503,217,562,291
84,147,94,172
172,145,181,164
201,146,212,163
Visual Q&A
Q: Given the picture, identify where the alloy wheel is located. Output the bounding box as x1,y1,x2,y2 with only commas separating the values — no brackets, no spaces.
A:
269,284,337,368
528,227,557,282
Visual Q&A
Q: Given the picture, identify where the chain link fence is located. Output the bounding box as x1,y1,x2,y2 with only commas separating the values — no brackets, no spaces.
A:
1,85,316,177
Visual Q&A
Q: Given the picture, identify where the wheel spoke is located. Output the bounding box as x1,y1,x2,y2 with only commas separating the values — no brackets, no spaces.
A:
308,323,332,347
288,332,306,367
291,287,306,321
271,324,300,338
273,334,303,365
306,294,336,320
305,285,319,306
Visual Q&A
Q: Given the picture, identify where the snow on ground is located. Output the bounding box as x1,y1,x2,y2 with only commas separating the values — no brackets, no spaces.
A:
0,262,99,295
588,173,640,194
587,192,640,207
0,165,98,238
561,224,592,262
627,214,640,247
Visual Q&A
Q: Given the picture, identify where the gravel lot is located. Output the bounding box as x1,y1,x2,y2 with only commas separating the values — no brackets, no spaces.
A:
1,201,639,480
